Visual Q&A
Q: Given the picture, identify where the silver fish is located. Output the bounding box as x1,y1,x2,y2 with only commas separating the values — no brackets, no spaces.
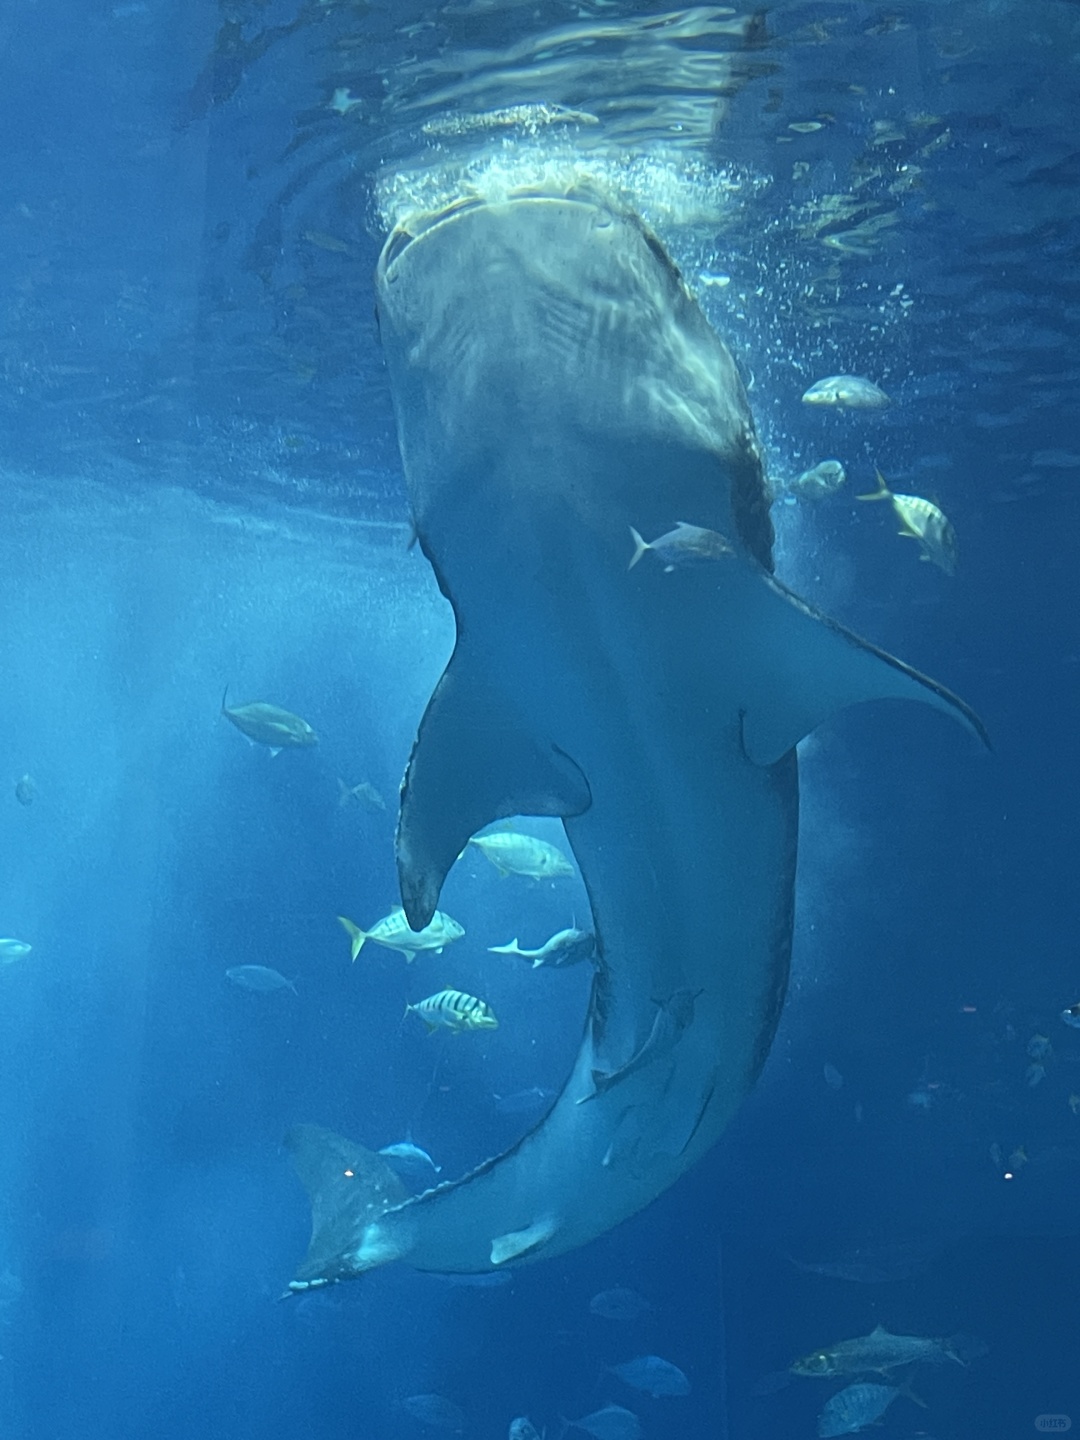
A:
627,520,733,572
488,927,595,968
609,1354,690,1397
563,1406,642,1440
789,459,846,500
468,831,574,879
802,375,891,409
0,939,31,965
378,1140,442,1190
225,965,297,994
220,690,317,752
284,186,985,1288
792,1323,986,1377
817,1381,900,1437
337,908,464,963
337,778,387,812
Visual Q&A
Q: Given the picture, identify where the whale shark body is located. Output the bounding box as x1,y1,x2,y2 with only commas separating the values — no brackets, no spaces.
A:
286,187,986,1289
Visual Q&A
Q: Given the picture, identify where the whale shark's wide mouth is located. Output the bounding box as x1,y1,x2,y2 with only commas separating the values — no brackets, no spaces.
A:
378,182,628,276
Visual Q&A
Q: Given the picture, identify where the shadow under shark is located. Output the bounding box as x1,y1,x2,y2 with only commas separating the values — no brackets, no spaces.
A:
285,185,987,1289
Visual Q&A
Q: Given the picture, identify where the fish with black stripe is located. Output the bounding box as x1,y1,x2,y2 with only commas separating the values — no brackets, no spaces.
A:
406,989,499,1034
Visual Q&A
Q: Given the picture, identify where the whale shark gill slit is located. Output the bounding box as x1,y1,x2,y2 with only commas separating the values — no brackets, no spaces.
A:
285,186,986,1289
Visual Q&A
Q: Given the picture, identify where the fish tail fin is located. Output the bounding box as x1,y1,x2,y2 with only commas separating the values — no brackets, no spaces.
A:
337,778,351,807
943,1332,989,1367
288,977,299,995
896,1376,927,1408
336,915,367,961
627,526,649,569
487,939,521,955
856,468,893,502
220,686,230,714
283,1124,410,1287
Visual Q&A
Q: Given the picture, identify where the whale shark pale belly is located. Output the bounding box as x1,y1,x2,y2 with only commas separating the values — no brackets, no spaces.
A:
286,188,987,1289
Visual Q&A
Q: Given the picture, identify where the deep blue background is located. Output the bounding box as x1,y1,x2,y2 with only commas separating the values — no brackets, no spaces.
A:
1,1,1078,1438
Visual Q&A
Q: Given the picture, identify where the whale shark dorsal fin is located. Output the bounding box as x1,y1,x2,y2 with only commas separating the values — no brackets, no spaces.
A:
739,575,991,766
397,643,592,929
490,1216,558,1266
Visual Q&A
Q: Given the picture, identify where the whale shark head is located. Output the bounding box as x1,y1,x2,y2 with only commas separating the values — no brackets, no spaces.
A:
286,183,986,1288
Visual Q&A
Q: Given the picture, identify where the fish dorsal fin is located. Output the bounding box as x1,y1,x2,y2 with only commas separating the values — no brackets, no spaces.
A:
397,641,592,929
739,575,990,767
284,1125,410,1280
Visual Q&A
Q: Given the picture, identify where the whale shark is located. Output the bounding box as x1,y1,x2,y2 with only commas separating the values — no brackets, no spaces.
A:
285,185,987,1289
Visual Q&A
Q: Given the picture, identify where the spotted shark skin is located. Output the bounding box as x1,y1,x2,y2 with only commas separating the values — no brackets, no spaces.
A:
286,187,986,1288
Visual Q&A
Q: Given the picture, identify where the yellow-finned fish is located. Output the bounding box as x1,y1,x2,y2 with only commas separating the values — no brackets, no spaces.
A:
468,831,574,880
857,469,957,575
220,690,317,753
406,988,498,1034
337,909,464,963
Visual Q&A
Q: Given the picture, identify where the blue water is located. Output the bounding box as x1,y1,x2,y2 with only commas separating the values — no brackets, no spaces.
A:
1,1,1078,1437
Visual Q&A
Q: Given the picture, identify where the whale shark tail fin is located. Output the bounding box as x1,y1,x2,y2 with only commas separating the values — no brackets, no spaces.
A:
397,646,592,930
284,1124,411,1289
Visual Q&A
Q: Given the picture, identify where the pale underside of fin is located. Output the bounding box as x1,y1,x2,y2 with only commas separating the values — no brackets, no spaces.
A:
739,573,990,767
490,1216,558,1266
397,641,591,929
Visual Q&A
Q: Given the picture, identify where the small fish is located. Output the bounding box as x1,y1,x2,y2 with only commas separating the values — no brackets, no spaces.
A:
493,1086,556,1116
857,470,957,575
791,1324,985,1377
823,1063,844,1091
627,520,733,572
377,1140,442,1190
1027,1033,1053,1060
468,832,574,880
789,459,846,500
1062,1004,1080,1029
1025,1063,1047,1088
302,228,351,255
337,908,464,963
0,939,31,965
406,989,498,1034
337,777,386,812
562,1405,642,1440
220,690,317,753
1069,1093,1080,1116
225,965,297,994
509,1419,542,1440
401,1393,466,1431
608,1354,690,1398
488,928,596,969
817,1381,901,1437
14,774,35,806
1006,1146,1028,1177
802,374,891,409
589,1286,652,1321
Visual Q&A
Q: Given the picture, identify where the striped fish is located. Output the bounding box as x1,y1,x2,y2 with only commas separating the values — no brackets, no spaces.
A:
406,989,498,1033
337,908,464,963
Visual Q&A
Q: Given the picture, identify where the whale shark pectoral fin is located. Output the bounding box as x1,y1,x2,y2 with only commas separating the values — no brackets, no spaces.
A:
739,575,991,768
490,1216,559,1266
397,643,592,929
284,1125,411,1283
